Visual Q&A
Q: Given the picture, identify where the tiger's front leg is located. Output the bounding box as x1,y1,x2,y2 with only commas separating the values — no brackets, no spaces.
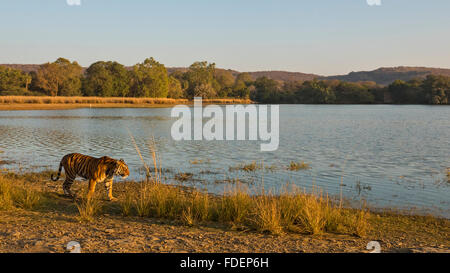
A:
87,179,97,200
105,178,118,201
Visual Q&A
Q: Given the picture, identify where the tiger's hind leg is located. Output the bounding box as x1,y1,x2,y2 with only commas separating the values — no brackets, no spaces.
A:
105,178,118,201
62,177,75,198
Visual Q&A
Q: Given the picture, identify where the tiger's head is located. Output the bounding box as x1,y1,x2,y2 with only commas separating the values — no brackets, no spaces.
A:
114,159,130,179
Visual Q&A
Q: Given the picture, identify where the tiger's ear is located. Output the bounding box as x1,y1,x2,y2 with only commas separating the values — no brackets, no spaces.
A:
119,159,125,163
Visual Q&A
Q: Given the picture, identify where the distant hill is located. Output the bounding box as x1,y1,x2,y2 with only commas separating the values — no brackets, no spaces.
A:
323,67,450,85
2,64,450,86
0,64,41,73
244,71,318,82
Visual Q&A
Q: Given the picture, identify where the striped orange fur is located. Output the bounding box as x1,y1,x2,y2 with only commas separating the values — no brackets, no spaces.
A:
51,153,129,201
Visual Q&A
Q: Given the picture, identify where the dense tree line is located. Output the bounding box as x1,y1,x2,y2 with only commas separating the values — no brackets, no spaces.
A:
0,57,252,100
251,76,449,105
0,57,448,104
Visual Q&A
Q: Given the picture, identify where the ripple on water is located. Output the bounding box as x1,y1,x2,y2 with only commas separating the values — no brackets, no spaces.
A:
0,106,449,218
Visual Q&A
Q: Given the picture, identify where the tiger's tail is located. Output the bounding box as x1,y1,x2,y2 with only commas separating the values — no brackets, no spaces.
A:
51,162,63,181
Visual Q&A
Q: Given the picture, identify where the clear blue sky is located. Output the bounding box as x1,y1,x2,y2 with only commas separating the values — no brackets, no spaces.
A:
0,0,449,75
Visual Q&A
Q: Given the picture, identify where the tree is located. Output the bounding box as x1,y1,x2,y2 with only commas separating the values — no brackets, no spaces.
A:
33,58,82,96
185,61,216,99
335,81,375,104
170,70,189,90
235,72,253,86
252,77,279,103
83,61,130,97
296,80,336,104
387,79,425,104
0,66,31,93
232,72,254,98
421,75,449,105
214,69,235,97
129,58,169,98
167,76,184,99
193,83,216,98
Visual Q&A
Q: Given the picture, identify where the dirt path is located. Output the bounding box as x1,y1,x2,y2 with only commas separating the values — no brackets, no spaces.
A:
1,208,448,253
0,210,364,253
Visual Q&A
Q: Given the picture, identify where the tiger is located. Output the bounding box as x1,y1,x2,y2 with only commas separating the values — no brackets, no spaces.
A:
51,153,130,201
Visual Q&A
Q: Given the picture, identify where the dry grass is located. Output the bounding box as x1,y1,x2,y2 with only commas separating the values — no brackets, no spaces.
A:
75,191,103,222
120,187,135,217
218,185,253,227
0,175,43,211
181,207,195,226
251,194,283,235
287,161,311,171
0,96,187,105
119,179,370,236
0,167,369,236
1,171,448,253
0,96,252,107
229,161,263,172
3,171,448,241
15,187,41,210
0,177,14,210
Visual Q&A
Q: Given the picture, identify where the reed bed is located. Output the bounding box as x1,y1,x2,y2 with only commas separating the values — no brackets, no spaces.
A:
0,96,252,105
117,181,369,236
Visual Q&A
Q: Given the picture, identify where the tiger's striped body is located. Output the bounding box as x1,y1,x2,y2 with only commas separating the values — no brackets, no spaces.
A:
51,153,129,201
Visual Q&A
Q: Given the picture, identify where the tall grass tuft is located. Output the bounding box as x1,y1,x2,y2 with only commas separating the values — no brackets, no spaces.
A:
181,207,195,226
134,182,153,217
75,192,103,222
250,194,283,235
190,191,210,222
218,185,252,227
296,194,327,235
15,187,41,210
0,176,43,210
120,188,135,217
0,177,14,210
349,209,370,237
278,186,304,232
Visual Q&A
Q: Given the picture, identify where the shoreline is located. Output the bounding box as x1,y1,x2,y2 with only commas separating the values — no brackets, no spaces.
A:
0,103,183,111
0,96,253,111
0,171,448,253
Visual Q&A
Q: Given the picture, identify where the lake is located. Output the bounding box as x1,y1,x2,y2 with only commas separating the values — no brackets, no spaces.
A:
0,105,449,217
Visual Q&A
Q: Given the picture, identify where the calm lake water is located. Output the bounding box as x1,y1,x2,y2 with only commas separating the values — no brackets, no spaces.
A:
0,105,449,217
